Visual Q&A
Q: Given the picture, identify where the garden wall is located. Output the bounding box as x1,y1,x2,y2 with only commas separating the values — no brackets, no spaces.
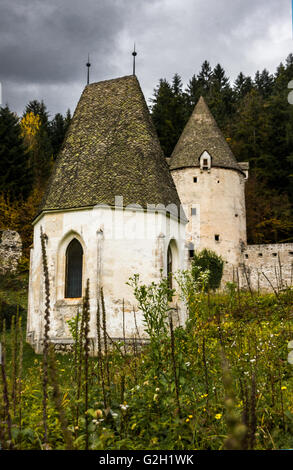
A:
239,243,293,291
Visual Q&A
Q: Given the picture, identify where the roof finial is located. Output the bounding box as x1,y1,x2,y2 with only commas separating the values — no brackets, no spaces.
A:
86,53,91,85
132,43,137,76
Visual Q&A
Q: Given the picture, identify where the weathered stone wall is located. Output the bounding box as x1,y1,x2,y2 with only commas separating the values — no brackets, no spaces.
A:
239,243,293,291
220,244,293,292
172,167,247,266
0,230,22,275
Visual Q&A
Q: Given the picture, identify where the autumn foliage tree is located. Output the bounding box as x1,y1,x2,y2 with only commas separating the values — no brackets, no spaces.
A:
1,101,71,267
21,108,53,188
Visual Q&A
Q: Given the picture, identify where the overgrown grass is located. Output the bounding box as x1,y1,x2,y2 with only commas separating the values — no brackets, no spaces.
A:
0,272,293,450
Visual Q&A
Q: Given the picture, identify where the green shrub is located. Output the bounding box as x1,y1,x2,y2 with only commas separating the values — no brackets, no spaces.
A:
191,249,224,291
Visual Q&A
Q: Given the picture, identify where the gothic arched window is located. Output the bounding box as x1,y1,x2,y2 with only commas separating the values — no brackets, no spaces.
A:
167,244,173,289
65,239,83,298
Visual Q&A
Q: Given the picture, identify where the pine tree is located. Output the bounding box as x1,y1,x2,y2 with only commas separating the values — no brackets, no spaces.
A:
0,106,32,199
171,74,188,146
49,111,71,159
254,69,274,99
151,75,188,157
65,109,72,130
186,74,201,110
208,64,234,127
21,102,53,187
197,60,212,95
150,79,178,157
234,72,253,101
24,100,50,130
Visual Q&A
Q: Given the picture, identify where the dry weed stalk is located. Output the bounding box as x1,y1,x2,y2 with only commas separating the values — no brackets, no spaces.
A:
169,311,181,416
222,354,247,450
48,345,74,450
101,287,110,404
97,300,107,408
83,279,90,450
0,320,12,447
40,226,51,445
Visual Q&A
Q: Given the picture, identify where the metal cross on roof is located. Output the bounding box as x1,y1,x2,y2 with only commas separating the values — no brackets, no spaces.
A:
86,54,91,85
132,43,137,76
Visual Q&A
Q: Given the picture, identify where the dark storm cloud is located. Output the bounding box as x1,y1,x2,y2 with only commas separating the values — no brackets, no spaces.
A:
0,0,134,83
0,0,292,116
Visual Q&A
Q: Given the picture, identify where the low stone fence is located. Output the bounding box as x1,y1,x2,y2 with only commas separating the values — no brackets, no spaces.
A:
221,244,293,292
240,243,293,291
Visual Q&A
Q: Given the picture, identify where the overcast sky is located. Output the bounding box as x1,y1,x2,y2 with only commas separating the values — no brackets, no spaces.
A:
1,0,292,118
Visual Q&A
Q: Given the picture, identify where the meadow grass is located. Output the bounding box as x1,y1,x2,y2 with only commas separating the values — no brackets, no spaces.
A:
0,272,293,450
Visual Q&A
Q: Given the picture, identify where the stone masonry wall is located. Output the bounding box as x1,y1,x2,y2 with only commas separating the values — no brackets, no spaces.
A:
238,243,293,291
0,230,22,275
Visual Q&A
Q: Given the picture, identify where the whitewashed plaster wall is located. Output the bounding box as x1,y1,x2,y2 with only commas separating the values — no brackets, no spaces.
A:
27,205,187,352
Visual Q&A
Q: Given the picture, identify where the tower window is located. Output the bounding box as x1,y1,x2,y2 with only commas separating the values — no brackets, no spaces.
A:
65,239,83,298
193,177,197,183
245,254,249,259
188,242,194,259
258,253,263,257
215,234,220,242
191,207,196,216
272,253,277,257
199,151,212,170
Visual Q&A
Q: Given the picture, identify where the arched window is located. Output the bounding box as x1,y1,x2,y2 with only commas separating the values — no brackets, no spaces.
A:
65,239,83,298
167,244,173,289
167,240,179,296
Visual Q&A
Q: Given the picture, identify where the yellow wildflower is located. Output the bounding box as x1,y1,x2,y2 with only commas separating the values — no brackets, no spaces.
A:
95,409,103,418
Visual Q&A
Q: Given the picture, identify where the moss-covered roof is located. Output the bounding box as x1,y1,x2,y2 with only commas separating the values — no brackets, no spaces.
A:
169,96,243,173
39,75,182,215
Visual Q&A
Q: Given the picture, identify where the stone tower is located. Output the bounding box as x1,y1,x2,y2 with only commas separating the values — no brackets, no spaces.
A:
169,96,248,266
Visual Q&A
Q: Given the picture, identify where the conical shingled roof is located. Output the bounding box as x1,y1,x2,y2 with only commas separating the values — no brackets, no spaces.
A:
39,75,183,216
169,96,243,173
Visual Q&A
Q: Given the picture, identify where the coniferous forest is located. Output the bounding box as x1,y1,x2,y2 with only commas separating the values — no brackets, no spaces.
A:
0,55,293,264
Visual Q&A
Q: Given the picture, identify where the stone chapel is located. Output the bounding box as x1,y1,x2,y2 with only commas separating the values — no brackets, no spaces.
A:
27,75,187,352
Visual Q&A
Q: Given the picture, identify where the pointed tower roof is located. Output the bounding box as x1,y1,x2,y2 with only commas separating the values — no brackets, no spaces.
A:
39,75,182,216
169,96,243,173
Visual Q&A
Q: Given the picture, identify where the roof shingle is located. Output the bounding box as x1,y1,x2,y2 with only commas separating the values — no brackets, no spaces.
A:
39,75,182,216
169,96,243,173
